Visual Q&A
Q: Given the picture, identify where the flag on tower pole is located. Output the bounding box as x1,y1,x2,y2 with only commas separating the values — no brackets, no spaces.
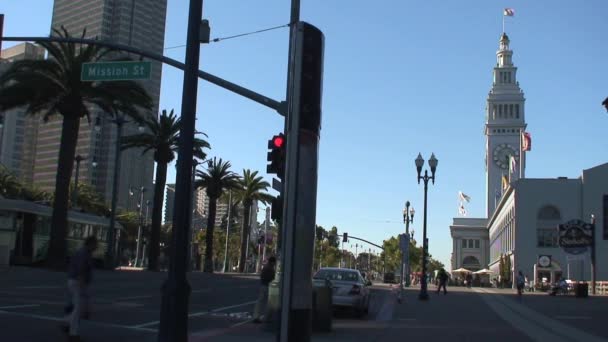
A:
458,191,471,203
509,155,518,182
503,8,515,33
521,131,532,151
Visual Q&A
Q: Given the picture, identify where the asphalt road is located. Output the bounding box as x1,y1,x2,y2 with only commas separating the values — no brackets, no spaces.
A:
0,267,390,341
2,267,608,342
0,267,262,341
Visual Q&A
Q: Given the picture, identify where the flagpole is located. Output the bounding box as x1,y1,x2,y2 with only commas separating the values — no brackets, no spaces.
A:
502,14,505,33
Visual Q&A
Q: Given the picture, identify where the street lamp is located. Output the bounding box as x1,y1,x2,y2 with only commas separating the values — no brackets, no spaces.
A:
403,201,414,287
415,152,438,301
131,186,147,267
103,113,145,269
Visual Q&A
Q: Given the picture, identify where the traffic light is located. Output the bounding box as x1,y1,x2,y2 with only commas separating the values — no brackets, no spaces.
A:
271,195,283,221
342,233,348,243
267,133,285,178
295,22,324,133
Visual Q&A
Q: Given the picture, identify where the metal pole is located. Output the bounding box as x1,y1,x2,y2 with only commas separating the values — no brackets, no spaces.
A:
158,0,202,340
591,215,597,295
222,190,232,273
405,203,411,287
262,207,269,263
188,160,198,272
144,199,150,267
339,239,343,268
419,172,429,301
134,188,145,267
105,119,123,268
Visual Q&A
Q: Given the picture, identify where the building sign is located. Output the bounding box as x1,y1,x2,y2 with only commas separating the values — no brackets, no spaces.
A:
558,219,593,255
538,255,551,268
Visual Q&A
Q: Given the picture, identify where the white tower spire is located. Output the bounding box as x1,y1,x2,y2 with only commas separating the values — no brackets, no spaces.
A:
485,32,527,218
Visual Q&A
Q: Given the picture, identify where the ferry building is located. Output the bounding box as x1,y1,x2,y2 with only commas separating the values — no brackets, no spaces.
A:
450,32,608,286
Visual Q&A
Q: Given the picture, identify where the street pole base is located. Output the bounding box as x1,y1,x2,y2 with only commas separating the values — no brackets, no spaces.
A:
418,292,429,301
287,308,312,342
158,277,192,342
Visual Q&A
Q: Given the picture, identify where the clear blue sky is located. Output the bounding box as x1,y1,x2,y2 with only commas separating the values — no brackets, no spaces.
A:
2,0,607,269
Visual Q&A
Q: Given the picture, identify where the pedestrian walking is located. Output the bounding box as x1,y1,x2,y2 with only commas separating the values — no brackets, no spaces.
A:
61,236,98,342
436,268,449,295
253,256,276,323
516,270,525,297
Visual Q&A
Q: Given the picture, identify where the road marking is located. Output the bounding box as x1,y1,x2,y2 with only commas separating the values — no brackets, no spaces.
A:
230,318,254,328
555,316,593,320
191,289,211,293
19,286,62,289
0,304,40,309
131,300,257,328
0,310,156,332
113,295,153,301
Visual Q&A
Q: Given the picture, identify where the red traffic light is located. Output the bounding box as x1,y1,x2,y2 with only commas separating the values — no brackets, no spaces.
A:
272,135,284,148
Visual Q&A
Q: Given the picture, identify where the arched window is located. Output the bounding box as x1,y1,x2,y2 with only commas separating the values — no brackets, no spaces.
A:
537,205,561,247
537,205,561,220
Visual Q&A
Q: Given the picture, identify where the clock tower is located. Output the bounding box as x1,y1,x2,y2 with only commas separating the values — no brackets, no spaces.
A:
485,33,526,217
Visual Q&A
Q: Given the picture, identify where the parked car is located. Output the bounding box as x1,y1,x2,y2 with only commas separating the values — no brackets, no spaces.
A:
313,267,370,317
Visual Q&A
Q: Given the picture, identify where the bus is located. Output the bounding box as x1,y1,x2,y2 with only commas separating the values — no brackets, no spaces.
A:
0,197,121,267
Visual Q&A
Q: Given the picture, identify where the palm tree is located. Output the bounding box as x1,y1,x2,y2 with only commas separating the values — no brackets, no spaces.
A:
0,28,152,267
237,169,273,273
194,158,240,273
122,109,209,271
0,166,22,199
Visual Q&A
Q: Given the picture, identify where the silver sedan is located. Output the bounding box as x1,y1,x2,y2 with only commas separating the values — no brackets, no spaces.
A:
313,267,371,317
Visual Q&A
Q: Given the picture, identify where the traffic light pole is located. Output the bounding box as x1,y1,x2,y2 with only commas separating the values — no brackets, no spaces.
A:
279,22,323,342
158,0,203,341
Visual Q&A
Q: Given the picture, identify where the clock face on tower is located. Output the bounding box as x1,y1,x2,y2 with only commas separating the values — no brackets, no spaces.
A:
493,144,519,170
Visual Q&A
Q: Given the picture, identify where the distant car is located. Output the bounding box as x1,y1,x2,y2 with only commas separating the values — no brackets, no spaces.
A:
383,272,396,284
313,267,370,317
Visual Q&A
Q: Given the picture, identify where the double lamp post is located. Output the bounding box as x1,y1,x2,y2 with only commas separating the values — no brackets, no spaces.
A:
415,152,438,301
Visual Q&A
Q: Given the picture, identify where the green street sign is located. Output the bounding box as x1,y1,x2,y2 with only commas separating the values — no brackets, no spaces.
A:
81,61,151,81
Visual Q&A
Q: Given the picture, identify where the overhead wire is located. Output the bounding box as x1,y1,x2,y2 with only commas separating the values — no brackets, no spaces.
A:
163,22,290,51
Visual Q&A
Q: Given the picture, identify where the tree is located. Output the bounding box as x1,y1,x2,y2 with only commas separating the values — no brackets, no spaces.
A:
327,226,339,248
498,254,506,286
194,158,240,273
602,97,608,112
236,169,273,273
0,28,152,267
382,237,400,273
0,166,23,198
122,109,209,271
504,254,512,285
71,182,109,216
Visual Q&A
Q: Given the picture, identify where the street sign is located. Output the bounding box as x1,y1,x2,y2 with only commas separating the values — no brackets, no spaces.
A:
81,61,151,81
